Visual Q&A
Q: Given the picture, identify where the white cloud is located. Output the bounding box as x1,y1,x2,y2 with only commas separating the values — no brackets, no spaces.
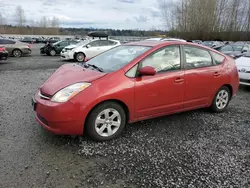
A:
0,0,164,30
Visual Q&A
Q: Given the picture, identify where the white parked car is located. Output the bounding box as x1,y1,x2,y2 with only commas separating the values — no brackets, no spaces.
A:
236,53,250,86
61,39,120,62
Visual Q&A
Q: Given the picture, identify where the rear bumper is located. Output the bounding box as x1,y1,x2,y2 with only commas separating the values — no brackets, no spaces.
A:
0,51,8,60
22,48,32,55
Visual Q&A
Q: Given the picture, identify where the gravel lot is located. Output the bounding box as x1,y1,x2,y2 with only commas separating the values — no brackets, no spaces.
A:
0,44,250,188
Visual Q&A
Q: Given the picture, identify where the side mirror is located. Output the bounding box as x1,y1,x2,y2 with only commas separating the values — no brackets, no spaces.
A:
86,44,91,48
138,66,156,76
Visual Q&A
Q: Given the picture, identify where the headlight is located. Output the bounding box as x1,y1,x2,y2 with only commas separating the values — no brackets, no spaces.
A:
51,82,91,103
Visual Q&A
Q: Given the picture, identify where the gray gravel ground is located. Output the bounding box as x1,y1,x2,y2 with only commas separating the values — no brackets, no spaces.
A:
0,44,250,188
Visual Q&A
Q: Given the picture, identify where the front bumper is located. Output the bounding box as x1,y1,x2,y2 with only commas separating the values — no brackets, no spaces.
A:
33,92,87,135
60,50,74,60
239,72,250,86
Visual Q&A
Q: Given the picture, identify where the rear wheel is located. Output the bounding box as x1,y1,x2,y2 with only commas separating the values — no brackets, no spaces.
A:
12,49,22,57
85,102,126,141
75,52,85,62
211,86,231,113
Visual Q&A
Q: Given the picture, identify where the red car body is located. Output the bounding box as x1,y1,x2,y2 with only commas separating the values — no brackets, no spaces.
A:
33,41,239,135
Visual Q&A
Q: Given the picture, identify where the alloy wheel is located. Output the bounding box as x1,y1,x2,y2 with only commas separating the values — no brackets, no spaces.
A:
94,108,121,137
215,90,229,110
13,50,22,57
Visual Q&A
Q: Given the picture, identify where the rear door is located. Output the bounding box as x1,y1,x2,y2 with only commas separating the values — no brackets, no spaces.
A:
0,39,16,53
183,45,225,109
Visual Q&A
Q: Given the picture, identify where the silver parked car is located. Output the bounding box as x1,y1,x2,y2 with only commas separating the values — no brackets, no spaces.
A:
0,39,32,57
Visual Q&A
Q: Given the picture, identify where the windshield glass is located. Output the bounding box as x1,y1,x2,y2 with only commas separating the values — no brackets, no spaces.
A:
75,40,90,47
220,45,233,52
52,41,62,45
201,41,213,47
86,45,151,73
232,45,243,52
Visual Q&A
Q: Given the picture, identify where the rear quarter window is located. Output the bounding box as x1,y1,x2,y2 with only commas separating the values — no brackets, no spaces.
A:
210,51,225,65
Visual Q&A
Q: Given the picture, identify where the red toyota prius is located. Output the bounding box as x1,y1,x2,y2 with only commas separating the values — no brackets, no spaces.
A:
32,41,239,141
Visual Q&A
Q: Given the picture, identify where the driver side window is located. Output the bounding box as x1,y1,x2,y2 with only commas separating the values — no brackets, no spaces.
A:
89,40,100,47
141,46,181,73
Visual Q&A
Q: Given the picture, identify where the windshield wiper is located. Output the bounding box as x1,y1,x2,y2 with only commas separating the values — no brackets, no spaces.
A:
84,63,104,72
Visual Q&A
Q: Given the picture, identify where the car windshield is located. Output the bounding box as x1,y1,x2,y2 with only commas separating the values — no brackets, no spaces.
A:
201,41,213,47
85,45,151,73
75,40,90,47
220,45,233,52
232,45,243,52
53,41,62,45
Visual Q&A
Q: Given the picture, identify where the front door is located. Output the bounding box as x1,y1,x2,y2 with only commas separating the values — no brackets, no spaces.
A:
134,45,185,119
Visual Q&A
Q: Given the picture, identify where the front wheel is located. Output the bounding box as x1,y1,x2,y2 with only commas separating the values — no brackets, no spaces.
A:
85,102,126,141
50,49,56,56
75,52,85,62
211,86,231,113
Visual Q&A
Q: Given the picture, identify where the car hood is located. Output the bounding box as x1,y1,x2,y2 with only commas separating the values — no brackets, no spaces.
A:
40,64,106,96
236,57,250,67
65,44,77,49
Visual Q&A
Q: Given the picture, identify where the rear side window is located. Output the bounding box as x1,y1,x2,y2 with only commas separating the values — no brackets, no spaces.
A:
210,51,225,65
108,40,117,46
184,46,212,69
0,39,15,44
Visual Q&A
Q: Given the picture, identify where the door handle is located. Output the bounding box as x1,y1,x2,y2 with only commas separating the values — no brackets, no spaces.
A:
214,72,221,77
174,77,184,83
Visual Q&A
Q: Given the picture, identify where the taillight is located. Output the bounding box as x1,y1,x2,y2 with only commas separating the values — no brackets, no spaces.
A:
0,47,5,52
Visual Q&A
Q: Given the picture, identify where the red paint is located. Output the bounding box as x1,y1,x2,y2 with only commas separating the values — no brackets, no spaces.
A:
139,66,156,76
0,47,6,52
34,41,239,135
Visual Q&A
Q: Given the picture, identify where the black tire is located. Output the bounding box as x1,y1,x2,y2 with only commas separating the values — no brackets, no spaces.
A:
50,49,56,56
75,52,85,62
12,49,22,57
211,86,231,113
85,102,126,141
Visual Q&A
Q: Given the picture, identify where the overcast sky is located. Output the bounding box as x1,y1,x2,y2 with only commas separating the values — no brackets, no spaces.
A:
0,0,164,30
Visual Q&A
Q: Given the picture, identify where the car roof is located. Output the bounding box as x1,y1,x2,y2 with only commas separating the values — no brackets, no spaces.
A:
123,40,227,56
123,40,187,47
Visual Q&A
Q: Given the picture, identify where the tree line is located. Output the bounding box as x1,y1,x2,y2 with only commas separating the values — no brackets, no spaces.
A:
0,5,60,35
0,5,165,37
159,0,250,41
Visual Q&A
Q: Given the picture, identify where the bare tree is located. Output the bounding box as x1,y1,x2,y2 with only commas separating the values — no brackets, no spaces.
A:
50,16,60,28
158,0,250,40
15,5,25,27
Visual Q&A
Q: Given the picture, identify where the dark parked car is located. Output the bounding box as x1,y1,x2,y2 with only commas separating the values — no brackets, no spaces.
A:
201,41,225,50
219,43,250,59
40,40,79,56
32,37,45,43
20,37,35,44
0,46,8,60
192,40,202,44
45,37,60,44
